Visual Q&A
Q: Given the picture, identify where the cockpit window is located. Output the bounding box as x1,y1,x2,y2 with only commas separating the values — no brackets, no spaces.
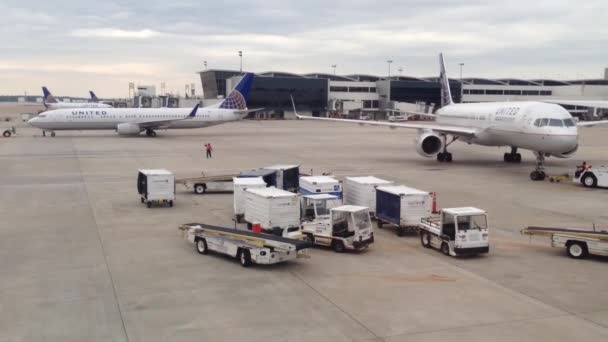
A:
539,118,548,127
549,119,563,127
563,119,575,127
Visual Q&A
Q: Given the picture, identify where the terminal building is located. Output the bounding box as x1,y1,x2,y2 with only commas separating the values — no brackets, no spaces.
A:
198,69,608,120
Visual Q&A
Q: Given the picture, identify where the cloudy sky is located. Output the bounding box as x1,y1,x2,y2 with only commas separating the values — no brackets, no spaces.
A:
1,0,607,97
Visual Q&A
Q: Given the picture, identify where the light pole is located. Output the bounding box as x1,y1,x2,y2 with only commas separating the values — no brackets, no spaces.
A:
459,63,464,81
331,64,337,75
238,51,243,72
387,60,393,78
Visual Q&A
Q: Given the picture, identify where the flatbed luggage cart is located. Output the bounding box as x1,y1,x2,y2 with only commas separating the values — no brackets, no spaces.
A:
176,171,237,194
521,226,608,259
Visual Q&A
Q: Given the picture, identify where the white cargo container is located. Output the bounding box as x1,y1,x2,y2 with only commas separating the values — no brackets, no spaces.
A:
344,176,393,216
233,177,267,223
244,187,300,235
375,185,432,236
137,169,175,208
299,176,342,198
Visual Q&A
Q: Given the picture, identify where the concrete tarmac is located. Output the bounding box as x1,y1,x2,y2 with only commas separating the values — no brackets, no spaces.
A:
1,113,607,341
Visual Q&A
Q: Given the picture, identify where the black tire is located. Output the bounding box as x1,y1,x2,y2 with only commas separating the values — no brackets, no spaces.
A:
331,240,346,253
239,249,252,267
50,132,56,137
530,171,542,181
420,231,431,248
566,241,588,259
194,184,206,195
445,153,453,163
140,197,144,203
538,171,546,180
441,242,450,255
195,238,208,255
396,226,405,237
582,174,598,188
503,153,510,162
3,130,11,138
515,153,522,163
437,153,445,162
147,201,152,208
377,220,384,228
169,200,173,207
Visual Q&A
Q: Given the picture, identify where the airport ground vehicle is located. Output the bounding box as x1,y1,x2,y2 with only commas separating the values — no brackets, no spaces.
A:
419,207,489,256
344,176,393,217
300,205,374,252
376,185,432,236
176,171,237,194
233,177,267,223
299,175,343,198
2,126,16,138
180,223,312,267
300,194,342,222
244,187,301,237
521,226,608,259
574,165,608,188
137,169,175,208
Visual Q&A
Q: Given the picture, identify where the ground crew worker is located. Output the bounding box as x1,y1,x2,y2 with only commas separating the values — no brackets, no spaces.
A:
205,143,213,159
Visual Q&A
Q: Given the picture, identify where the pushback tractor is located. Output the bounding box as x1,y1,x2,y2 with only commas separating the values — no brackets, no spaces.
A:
418,207,489,256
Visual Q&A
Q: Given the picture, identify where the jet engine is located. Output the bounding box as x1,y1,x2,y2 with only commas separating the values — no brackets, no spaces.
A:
116,123,142,135
415,131,444,157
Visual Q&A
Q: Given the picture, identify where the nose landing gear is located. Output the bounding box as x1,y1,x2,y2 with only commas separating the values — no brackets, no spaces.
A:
530,152,547,181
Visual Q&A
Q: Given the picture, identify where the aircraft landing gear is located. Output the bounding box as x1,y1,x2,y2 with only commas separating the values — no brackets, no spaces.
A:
42,131,56,137
145,129,157,137
504,147,522,163
437,135,458,163
530,152,547,181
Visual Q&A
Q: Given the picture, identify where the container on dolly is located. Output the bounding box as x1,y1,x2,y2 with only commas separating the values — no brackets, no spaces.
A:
137,169,175,208
344,176,393,217
233,177,267,223
180,223,312,267
244,187,301,238
299,175,342,199
375,185,432,236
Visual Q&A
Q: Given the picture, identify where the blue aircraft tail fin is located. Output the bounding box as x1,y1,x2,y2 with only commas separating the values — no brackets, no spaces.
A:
218,73,254,110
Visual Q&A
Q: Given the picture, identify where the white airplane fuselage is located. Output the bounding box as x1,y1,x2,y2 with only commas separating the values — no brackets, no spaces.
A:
435,101,578,156
28,107,243,132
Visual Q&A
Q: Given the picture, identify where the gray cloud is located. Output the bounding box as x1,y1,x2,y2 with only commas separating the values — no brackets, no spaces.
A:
1,0,607,96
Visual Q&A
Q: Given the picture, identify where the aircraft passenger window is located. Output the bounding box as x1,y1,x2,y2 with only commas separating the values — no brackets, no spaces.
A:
563,119,575,127
540,118,549,127
549,119,563,127
533,119,541,127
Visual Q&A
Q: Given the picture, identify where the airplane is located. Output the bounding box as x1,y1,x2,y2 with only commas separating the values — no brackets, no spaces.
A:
29,73,256,138
42,87,113,109
89,91,101,103
295,54,608,181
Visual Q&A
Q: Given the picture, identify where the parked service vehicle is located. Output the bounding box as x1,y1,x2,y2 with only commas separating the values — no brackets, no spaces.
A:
137,169,175,208
300,194,342,222
176,171,237,195
299,175,343,198
244,187,301,237
233,177,267,223
263,165,300,192
419,207,489,256
521,226,608,259
180,223,312,267
344,176,393,217
375,185,432,236
301,205,374,252
574,165,608,188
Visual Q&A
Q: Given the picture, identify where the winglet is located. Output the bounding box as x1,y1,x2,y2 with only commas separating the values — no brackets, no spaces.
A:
290,95,302,119
439,53,454,107
89,91,99,102
188,103,200,118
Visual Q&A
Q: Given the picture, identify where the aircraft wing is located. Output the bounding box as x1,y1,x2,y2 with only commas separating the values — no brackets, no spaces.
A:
234,108,264,115
577,120,608,127
296,114,476,137
136,104,199,128
543,100,608,109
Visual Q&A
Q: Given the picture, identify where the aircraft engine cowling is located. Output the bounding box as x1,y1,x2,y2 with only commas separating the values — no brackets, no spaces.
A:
116,123,142,135
415,132,444,157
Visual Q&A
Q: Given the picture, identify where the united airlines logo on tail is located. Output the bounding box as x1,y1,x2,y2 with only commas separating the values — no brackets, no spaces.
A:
219,89,247,110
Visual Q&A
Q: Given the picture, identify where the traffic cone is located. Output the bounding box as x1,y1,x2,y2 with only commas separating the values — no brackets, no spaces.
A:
432,192,439,214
